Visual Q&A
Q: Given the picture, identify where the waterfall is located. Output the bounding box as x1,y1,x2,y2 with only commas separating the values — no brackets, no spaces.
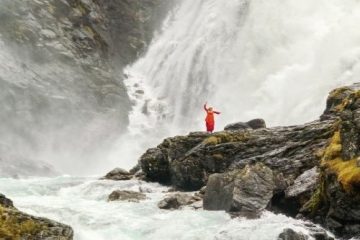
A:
112,0,360,168
128,0,360,128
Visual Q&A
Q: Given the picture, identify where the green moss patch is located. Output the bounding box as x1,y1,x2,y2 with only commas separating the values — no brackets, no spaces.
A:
321,130,360,193
0,206,46,239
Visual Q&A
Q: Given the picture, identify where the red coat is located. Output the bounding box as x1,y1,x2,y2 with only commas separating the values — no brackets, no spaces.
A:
204,104,220,132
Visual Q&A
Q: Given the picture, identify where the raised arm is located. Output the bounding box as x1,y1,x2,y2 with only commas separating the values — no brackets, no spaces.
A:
204,103,208,111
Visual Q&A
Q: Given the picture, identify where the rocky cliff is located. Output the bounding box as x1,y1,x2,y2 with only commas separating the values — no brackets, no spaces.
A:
0,0,173,176
137,83,360,239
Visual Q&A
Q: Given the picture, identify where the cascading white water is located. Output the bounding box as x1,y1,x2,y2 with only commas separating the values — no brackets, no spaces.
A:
111,0,360,168
125,0,360,133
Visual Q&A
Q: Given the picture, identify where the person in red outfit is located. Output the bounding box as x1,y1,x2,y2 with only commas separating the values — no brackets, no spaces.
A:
204,102,221,133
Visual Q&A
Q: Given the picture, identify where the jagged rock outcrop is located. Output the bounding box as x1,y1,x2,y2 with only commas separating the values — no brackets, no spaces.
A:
0,194,73,239
300,84,360,239
203,163,274,216
108,190,146,202
140,132,210,184
138,83,360,239
140,120,334,190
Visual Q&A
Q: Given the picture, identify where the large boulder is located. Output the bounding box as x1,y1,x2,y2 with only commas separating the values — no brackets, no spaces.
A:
224,118,266,131
0,194,73,239
108,190,146,202
203,163,275,216
140,132,210,184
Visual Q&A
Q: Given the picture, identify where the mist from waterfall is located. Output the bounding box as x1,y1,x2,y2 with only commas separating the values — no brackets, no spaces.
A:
0,0,129,176
110,0,360,169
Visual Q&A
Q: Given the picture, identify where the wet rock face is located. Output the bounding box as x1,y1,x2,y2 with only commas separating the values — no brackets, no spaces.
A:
93,0,175,65
285,167,319,199
0,194,73,239
203,163,274,216
140,132,210,184
108,190,146,202
0,0,173,175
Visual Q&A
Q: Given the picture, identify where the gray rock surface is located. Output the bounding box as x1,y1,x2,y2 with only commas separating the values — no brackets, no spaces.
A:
285,167,319,198
140,131,210,184
203,163,275,216
108,190,146,202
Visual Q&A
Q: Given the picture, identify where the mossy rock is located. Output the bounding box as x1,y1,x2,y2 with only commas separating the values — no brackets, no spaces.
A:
320,129,360,192
203,131,250,145
0,204,73,239
0,206,46,239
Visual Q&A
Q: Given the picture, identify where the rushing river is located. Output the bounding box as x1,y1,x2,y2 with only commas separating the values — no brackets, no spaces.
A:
0,176,330,240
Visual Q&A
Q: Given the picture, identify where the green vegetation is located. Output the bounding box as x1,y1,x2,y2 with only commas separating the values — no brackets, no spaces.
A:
325,159,360,192
321,130,360,193
0,206,45,240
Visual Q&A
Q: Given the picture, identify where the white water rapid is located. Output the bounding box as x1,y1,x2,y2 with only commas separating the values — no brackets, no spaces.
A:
0,177,334,240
